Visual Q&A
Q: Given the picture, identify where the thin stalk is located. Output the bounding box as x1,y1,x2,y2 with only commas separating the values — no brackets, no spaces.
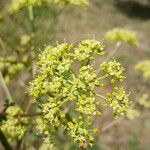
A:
97,75,107,80
101,118,123,133
96,93,107,100
104,42,121,62
96,42,121,74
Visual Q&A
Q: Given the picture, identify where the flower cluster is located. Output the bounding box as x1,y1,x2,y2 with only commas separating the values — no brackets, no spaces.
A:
105,28,138,46
0,105,27,141
135,60,150,80
100,60,126,84
107,87,131,119
41,97,66,127
74,39,105,63
127,108,140,120
139,93,150,108
10,0,88,13
67,117,95,147
29,39,130,146
128,61,150,121
0,56,24,83
35,117,56,144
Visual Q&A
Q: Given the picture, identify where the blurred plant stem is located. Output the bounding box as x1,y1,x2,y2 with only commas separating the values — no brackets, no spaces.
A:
101,118,124,133
0,71,14,104
0,72,13,149
105,42,121,62
49,4,69,31
0,129,12,150
96,93,107,100
16,6,37,149
0,111,42,118
0,37,6,50
28,5,36,77
25,5,36,114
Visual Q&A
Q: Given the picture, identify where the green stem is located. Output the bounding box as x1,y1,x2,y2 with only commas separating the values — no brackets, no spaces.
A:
0,37,6,50
28,5,36,77
98,75,107,80
28,5,34,22
60,99,70,107
25,5,36,124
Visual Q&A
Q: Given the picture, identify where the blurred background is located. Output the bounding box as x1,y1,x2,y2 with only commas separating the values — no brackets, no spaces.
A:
0,0,150,149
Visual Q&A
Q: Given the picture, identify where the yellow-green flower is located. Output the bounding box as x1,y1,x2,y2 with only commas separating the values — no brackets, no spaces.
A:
105,28,138,46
